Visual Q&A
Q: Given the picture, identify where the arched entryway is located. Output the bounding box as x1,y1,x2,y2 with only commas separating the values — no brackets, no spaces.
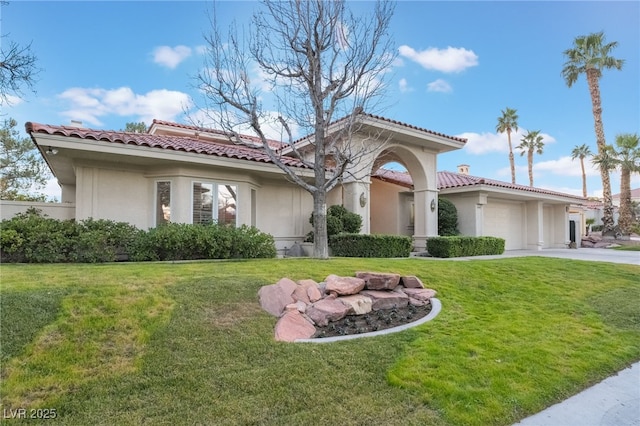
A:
341,143,438,251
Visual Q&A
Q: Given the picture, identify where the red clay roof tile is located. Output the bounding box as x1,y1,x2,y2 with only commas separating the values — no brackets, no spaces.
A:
25,122,309,169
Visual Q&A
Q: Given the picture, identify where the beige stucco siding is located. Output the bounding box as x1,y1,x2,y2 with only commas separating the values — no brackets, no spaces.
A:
75,166,149,228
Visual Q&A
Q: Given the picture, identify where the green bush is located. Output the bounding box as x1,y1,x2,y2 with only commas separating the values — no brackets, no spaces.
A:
427,236,505,258
0,209,141,263
306,205,362,242
1,210,276,263
438,198,459,236
129,223,275,261
329,234,412,258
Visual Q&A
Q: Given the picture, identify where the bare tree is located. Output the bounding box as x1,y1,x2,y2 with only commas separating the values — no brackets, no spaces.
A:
1,2,40,106
196,0,396,258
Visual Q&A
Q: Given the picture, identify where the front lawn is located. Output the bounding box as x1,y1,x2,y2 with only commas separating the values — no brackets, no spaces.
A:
1,258,639,425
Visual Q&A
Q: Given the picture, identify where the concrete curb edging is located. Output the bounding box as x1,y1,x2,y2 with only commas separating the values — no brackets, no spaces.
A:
294,298,442,343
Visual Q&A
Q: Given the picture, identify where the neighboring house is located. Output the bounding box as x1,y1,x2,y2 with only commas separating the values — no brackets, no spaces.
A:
5,113,585,254
612,188,640,207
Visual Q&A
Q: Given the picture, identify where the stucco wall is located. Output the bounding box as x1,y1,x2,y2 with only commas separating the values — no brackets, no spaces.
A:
0,200,75,221
75,166,150,229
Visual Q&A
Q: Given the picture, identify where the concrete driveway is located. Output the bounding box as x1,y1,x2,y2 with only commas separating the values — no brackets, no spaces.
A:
436,247,640,265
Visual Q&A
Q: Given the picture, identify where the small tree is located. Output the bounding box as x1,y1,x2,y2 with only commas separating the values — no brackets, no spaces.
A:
123,122,148,133
517,130,544,187
196,0,396,258
0,117,51,200
438,198,459,236
571,144,592,198
496,107,519,184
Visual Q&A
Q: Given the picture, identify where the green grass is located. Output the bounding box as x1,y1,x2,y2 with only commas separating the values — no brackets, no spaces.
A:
1,258,638,425
613,244,640,251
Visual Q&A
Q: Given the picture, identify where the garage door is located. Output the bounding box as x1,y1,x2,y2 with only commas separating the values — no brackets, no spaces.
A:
484,202,524,250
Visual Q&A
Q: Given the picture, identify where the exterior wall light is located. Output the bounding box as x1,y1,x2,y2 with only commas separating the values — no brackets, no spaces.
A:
46,147,58,155
359,192,367,207
430,199,436,212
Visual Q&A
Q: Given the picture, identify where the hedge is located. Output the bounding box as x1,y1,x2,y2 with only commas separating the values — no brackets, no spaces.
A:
1,209,276,263
427,236,505,258
329,234,412,258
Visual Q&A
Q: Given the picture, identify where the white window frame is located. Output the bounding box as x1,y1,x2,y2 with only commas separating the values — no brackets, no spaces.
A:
191,180,238,226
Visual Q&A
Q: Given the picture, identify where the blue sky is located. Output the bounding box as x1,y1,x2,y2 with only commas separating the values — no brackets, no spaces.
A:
3,1,639,200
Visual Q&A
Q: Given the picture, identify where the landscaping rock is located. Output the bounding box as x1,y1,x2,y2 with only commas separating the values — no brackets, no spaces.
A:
402,288,437,301
338,294,373,315
292,284,311,304
325,274,365,296
408,297,427,307
360,290,409,311
306,297,351,326
274,310,316,342
258,278,298,317
401,275,425,289
356,271,400,290
298,279,322,302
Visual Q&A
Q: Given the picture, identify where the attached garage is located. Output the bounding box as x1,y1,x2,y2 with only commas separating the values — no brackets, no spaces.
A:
483,201,525,250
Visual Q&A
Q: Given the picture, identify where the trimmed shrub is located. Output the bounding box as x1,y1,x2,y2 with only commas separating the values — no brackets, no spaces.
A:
329,234,412,258
129,223,276,261
1,210,276,263
438,198,459,236
0,209,140,263
427,236,505,258
306,205,363,242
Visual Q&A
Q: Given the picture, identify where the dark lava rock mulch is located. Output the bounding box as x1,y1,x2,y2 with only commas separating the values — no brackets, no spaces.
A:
313,302,432,338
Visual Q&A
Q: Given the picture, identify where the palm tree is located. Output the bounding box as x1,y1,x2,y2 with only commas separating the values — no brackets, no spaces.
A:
571,144,592,198
517,130,544,187
612,133,640,236
562,31,624,235
496,107,519,184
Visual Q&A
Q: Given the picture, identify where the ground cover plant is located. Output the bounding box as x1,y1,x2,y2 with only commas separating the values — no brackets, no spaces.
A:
1,258,639,425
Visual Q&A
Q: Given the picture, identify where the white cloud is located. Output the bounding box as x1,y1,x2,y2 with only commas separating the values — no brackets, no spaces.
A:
398,45,478,73
152,45,192,69
0,94,25,107
427,78,452,93
188,108,301,142
534,155,600,177
460,129,557,156
398,78,413,93
458,131,509,155
58,87,193,127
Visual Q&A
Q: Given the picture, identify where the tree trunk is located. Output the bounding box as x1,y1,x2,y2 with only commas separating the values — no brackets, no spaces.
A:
508,130,516,184
528,150,534,187
586,69,615,234
618,168,632,235
312,190,329,259
580,158,587,198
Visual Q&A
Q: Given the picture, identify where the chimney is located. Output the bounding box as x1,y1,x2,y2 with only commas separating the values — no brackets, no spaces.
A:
70,120,83,128
457,164,470,175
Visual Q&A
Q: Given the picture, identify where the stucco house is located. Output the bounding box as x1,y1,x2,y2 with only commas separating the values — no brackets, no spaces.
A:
6,113,585,254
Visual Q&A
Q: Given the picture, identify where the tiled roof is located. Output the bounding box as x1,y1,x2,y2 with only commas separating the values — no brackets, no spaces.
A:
373,168,586,201
288,112,468,146
151,119,285,149
25,122,309,169
613,188,640,199
357,113,467,144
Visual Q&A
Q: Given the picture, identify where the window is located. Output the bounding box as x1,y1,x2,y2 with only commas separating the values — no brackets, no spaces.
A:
192,182,237,226
156,181,171,225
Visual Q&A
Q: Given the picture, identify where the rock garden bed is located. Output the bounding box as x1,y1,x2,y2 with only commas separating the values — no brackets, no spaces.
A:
258,271,438,342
